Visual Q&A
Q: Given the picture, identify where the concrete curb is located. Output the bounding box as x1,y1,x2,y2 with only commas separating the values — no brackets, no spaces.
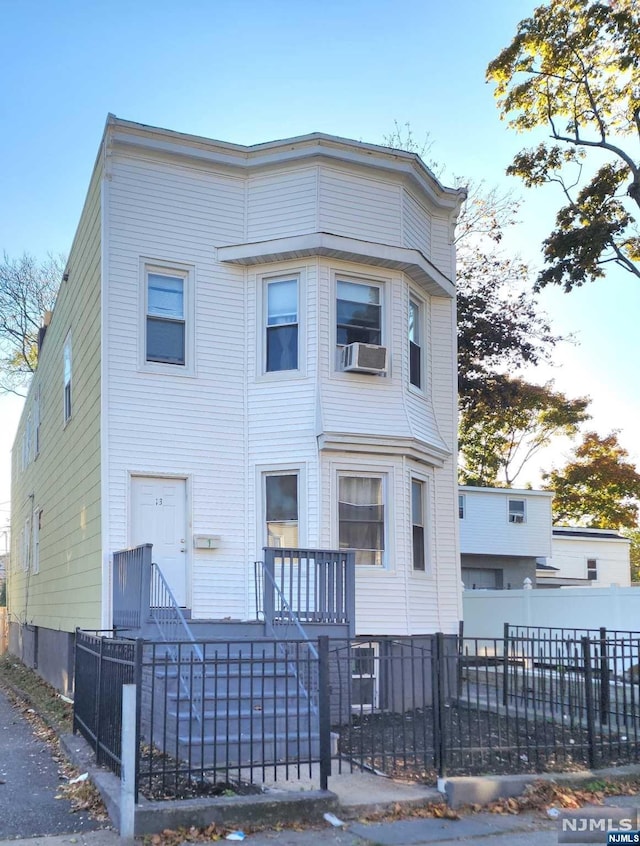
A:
444,764,640,808
60,733,338,835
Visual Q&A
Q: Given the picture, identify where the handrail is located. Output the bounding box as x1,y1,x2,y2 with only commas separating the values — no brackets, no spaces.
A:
256,560,318,660
150,563,204,663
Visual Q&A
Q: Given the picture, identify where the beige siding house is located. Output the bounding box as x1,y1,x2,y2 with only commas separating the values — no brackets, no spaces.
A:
10,117,466,693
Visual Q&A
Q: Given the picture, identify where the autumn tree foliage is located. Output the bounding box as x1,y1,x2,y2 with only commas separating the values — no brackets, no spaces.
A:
544,431,640,527
459,379,589,487
0,252,64,394
487,0,640,291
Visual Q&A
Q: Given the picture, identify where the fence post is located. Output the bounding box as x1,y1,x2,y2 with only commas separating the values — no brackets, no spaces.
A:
598,627,610,726
581,637,597,770
318,636,332,791
502,622,509,707
263,549,276,630
120,684,137,840
139,544,152,625
95,635,103,764
434,632,447,780
133,639,143,802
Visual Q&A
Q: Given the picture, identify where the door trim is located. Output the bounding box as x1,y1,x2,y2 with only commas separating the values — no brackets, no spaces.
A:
128,472,192,608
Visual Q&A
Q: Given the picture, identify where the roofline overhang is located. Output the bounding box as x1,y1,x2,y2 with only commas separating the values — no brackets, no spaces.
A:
105,115,467,214
218,232,455,299
317,432,450,468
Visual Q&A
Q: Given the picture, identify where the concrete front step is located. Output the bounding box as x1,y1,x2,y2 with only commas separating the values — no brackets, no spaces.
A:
175,731,321,768
169,707,318,738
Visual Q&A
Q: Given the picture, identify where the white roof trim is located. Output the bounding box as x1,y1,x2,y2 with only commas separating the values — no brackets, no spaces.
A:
105,116,466,212
318,432,450,467
218,233,455,299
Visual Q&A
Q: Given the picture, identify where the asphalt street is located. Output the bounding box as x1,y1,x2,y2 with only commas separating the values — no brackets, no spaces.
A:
0,685,105,838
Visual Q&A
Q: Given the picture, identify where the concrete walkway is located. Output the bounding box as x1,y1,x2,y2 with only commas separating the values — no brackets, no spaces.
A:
0,686,110,839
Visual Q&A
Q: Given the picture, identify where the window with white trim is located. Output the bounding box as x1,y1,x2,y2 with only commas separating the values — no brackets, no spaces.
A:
22,517,31,572
458,494,465,519
32,509,42,575
587,558,598,581
508,499,526,524
409,298,423,389
63,333,72,423
146,270,187,365
265,473,299,548
338,474,385,566
351,642,379,712
34,386,40,457
411,478,426,571
336,278,382,347
265,277,298,372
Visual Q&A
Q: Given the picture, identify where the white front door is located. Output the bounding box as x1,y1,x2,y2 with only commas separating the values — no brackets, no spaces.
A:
131,476,188,607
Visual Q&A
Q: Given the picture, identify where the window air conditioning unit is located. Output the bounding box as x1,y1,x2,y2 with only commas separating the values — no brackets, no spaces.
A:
341,342,387,375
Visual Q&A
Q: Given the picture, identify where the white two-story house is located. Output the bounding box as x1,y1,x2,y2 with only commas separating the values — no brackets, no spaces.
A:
459,486,631,589
9,116,466,692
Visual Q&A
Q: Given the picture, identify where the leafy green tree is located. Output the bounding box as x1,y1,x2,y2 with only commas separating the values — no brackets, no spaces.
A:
544,431,640,526
459,378,589,486
0,252,63,394
487,0,640,291
625,528,640,581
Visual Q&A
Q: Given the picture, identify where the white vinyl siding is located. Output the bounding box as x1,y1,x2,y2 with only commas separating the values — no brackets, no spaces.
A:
247,168,317,241
319,167,402,245
402,189,431,254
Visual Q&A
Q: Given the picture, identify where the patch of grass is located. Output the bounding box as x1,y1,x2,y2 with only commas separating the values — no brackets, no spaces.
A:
0,655,72,732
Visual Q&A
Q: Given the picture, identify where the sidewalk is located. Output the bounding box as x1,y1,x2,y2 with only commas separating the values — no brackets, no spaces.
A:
0,686,110,840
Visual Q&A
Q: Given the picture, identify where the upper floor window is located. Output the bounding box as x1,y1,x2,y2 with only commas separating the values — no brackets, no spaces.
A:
508,499,525,524
265,473,299,548
458,494,465,519
266,278,298,372
63,333,72,423
587,558,598,581
146,271,186,365
338,474,385,566
409,298,422,389
337,278,381,347
411,478,426,571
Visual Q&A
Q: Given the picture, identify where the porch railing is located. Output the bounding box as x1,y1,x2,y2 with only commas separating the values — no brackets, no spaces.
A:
257,547,356,638
112,544,152,631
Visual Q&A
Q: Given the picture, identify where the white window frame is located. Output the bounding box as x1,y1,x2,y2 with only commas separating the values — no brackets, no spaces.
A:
63,332,72,424
258,464,307,552
258,270,305,379
458,494,466,520
34,386,40,458
351,641,379,712
32,508,42,575
411,477,430,573
264,470,300,549
587,558,598,581
408,294,425,392
337,471,387,568
333,271,387,372
140,260,195,376
508,499,526,524
23,517,31,572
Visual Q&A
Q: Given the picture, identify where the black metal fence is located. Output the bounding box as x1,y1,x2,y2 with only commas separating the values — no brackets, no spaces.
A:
73,630,142,778
73,627,640,800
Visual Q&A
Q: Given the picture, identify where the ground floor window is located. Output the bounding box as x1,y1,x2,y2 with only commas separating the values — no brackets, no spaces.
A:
265,473,299,548
338,474,385,566
351,642,379,711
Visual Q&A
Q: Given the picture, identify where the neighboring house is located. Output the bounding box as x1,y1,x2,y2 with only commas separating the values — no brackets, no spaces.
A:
538,527,631,588
459,486,631,590
459,486,554,589
10,116,466,693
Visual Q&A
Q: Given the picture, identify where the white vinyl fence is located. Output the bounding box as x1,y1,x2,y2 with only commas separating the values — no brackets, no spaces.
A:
463,584,640,640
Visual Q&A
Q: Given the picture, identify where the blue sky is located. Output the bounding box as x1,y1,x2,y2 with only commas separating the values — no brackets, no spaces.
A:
1,0,638,540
